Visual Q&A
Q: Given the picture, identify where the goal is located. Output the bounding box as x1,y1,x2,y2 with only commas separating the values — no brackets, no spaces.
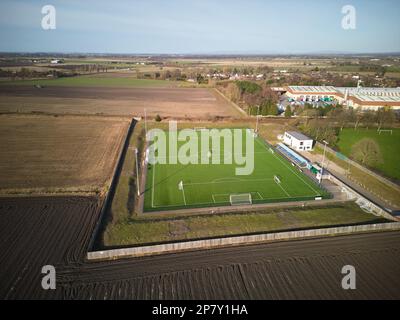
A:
229,193,252,206
378,129,393,135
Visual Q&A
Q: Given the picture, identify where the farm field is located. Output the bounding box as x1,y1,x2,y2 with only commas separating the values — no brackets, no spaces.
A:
0,86,239,118
144,129,329,211
0,196,102,299
336,128,400,180
0,76,179,88
0,115,130,194
69,232,400,300
0,194,397,299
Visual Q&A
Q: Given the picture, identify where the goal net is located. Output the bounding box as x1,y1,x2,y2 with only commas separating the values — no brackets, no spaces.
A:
230,193,252,206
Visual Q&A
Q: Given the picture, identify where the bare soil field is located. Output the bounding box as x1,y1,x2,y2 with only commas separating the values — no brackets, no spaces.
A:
0,193,399,299
0,86,239,118
0,196,102,299
60,232,400,299
0,115,130,194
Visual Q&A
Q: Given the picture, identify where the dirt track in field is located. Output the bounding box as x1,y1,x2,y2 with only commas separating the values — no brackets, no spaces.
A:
0,85,239,118
0,194,399,300
0,115,129,193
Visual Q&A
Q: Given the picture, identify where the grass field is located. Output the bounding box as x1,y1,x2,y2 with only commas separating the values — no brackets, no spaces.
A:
0,76,178,88
104,203,385,246
144,128,329,211
337,128,400,180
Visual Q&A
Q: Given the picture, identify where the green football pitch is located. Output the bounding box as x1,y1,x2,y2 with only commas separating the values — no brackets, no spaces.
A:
143,129,329,211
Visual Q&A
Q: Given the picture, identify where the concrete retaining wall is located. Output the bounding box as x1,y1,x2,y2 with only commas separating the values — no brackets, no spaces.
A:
327,173,396,221
87,221,400,261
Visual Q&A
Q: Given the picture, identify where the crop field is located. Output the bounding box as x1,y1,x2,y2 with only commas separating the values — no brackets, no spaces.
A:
0,85,238,118
144,129,329,211
336,128,400,180
0,76,178,88
0,115,130,194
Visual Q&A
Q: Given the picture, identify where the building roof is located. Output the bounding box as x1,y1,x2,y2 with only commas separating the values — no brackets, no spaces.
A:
288,86,337,94
335,87,400,103
286,86,400,104
286,131,312,141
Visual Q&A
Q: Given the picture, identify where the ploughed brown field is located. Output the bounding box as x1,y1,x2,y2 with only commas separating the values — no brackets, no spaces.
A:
0,194,399,300
0,115,130,194
0,196,103,299
0,85,238,118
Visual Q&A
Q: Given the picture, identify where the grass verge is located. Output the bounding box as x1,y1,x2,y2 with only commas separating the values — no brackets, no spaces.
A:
103,203,387,246
313,145,400,207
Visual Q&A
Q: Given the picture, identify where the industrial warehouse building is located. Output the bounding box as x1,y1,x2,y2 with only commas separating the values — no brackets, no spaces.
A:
284,86,400,110
283,131,313,151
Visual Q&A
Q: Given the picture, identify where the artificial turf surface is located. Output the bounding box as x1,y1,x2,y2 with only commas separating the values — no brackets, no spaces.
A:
143,128,329,211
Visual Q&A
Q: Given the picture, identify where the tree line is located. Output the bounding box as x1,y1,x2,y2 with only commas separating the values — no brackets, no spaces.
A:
218,80,279,116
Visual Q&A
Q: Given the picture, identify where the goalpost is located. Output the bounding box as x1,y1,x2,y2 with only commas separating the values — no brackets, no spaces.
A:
274,175,281,184
230,193,252,206
378,129,393,135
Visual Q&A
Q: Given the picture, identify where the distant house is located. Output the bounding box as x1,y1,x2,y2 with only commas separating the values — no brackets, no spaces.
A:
50,59,62,64
283,131,313,151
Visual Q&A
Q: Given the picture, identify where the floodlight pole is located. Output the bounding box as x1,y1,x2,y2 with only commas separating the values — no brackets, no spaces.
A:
255,111,260,134
134,148,140,196
320,140,328,184
144,108,148,137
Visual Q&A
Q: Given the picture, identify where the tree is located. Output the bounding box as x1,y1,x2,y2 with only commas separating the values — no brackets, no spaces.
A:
327,106,350,130
225,82,241,103
376,107,395,131
361,110,376,129
284,105,292,118
351,138,383,167
260,99,278,116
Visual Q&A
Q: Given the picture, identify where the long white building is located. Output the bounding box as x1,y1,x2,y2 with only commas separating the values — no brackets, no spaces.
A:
284,86,400,110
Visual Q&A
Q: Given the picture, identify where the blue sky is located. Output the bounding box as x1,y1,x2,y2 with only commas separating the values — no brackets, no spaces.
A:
0,0,399,54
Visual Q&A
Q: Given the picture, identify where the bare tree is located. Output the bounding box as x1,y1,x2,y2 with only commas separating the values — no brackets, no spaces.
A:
376,107,396,131
351,138,383,167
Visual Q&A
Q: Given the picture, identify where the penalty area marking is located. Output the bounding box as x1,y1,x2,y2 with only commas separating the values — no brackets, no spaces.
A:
255,138,320,196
